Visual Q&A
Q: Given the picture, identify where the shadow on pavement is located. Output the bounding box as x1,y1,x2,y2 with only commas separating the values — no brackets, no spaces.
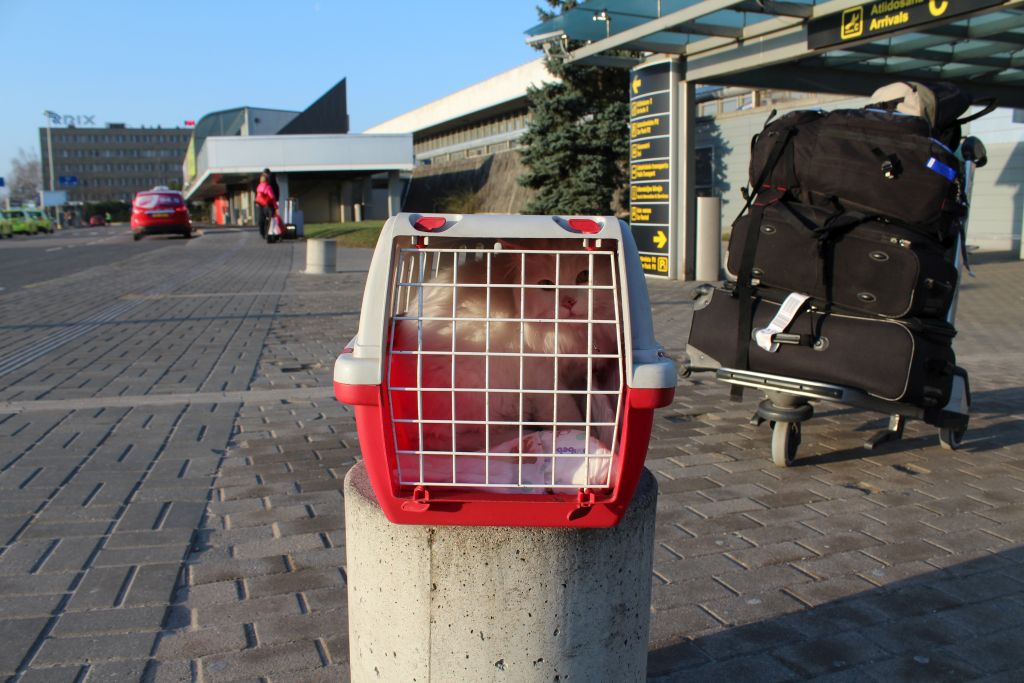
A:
648,546,1024,681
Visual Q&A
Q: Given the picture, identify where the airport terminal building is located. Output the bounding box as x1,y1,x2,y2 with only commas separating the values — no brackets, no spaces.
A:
182,79,413,225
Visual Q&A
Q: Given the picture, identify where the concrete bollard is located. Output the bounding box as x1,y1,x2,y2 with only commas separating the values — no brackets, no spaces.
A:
344,462,657,682
695,196,722,282
305,239,336,274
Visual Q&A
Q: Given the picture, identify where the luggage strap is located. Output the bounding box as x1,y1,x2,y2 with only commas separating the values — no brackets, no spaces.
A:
956,98,997,126
731,124,794,401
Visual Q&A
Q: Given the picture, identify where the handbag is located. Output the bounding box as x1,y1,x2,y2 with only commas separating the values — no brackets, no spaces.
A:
269,215,282,237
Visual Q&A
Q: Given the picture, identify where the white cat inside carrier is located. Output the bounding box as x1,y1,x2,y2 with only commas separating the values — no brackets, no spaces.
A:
334,214,675,527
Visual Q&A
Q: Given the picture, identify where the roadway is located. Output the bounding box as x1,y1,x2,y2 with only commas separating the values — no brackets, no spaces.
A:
0,224,211,294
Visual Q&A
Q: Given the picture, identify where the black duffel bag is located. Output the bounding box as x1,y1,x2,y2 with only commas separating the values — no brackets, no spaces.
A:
749,108,963,243
727,200,958,319
687,286,957,407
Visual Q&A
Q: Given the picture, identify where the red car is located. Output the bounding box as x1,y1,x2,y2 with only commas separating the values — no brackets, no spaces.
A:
131,187,191,241
89,214,106,226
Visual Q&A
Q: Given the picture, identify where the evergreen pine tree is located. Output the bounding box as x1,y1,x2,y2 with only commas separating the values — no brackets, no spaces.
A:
518,2,630,215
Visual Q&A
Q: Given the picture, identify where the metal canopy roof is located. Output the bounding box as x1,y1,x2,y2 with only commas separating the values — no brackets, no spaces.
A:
526,0,1024,107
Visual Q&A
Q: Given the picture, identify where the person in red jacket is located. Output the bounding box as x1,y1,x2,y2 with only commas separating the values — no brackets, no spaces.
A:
255,173,278,238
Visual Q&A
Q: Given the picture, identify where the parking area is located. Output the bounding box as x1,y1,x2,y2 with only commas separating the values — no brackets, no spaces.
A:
1,231,1022,681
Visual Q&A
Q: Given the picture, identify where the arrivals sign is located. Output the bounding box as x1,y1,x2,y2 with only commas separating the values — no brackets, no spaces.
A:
808,0,1004,49
629,59,677,278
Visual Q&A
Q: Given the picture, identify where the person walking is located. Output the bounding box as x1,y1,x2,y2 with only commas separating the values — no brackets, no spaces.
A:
255,172,278,238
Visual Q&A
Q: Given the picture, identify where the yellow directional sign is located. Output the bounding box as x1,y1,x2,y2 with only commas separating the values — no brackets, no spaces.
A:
809,0,1002,49
632,76,641,95
653,230,668,249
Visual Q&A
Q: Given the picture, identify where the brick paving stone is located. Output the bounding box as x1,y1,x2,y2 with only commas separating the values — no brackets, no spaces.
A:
700,589,806,627
156,624,249,660
662,652,801,683
864,653,983,682
231,533,327,560
726,541,820,569
33,631,157,667
859,560,946,587
199,630,323,682
737,521,824,547
186,556,288,587
861,539,952,565
785,575,879,607
0,618,48,674
770,630,891,678
860,612,970,655
648,605,724,646
942,628,1024,675
193,594,306,628
52,606,168,637
16,665,84,683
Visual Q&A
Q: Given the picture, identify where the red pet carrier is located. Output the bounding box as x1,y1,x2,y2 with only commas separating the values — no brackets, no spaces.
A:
334,214,676,527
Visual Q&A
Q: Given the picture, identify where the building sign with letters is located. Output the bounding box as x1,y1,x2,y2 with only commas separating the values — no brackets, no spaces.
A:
44,111,97,127
629,59,678,278
808,0,1004,49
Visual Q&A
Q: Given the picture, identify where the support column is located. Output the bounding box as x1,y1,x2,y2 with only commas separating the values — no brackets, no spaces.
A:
345,462,658,682
387,170,402,217
696,196,722,281
340,180,354,223
277,173,289,220
305,239,336,274
676,79,697,281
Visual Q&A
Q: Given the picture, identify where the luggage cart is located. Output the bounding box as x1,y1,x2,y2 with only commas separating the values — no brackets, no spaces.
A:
685,137,986,467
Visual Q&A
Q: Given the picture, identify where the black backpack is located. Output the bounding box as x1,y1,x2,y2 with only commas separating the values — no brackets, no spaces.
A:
748,107,964,243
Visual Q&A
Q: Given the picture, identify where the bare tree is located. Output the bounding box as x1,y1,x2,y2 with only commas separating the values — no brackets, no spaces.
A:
10,148,42,204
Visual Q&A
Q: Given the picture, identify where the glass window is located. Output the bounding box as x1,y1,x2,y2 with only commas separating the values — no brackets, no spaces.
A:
695,147,714,192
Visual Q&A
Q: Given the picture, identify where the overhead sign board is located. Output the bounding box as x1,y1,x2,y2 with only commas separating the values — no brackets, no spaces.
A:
629,59,678,278
42,190,68,206
808,0,1004,49
58,175,79,187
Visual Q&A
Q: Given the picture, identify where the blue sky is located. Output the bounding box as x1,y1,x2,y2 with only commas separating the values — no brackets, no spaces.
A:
0,0,542,190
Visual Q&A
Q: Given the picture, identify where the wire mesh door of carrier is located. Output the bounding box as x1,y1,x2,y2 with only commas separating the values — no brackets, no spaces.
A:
386,238,625,494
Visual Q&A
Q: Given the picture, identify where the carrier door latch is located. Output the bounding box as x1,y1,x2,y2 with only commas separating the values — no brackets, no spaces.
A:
401,486,432,512
567,488,597,521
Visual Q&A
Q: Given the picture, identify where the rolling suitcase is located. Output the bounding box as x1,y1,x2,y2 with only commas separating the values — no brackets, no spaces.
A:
727,201,958,318
686,286,957,407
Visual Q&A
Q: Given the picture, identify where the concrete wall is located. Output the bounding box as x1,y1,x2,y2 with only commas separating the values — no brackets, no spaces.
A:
404,149,537,214
962,108,1024,255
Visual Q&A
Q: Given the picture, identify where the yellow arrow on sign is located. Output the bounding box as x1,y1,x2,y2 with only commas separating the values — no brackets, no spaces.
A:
632,77,641,95
653,230,668,249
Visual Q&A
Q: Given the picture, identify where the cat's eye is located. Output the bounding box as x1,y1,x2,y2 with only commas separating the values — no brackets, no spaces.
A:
538,279,555,291
576,270,590,285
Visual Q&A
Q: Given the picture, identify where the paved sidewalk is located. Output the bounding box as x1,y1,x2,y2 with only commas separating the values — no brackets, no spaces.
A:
1,230,1022,681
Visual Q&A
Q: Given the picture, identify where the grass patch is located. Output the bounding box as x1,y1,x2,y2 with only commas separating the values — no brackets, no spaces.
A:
303,220,385,248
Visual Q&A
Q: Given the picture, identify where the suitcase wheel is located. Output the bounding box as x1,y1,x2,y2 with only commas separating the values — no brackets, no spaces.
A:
938,415,968,450
771,421,800,467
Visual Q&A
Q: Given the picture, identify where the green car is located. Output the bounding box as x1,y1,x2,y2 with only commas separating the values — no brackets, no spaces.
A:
0,208,52,237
